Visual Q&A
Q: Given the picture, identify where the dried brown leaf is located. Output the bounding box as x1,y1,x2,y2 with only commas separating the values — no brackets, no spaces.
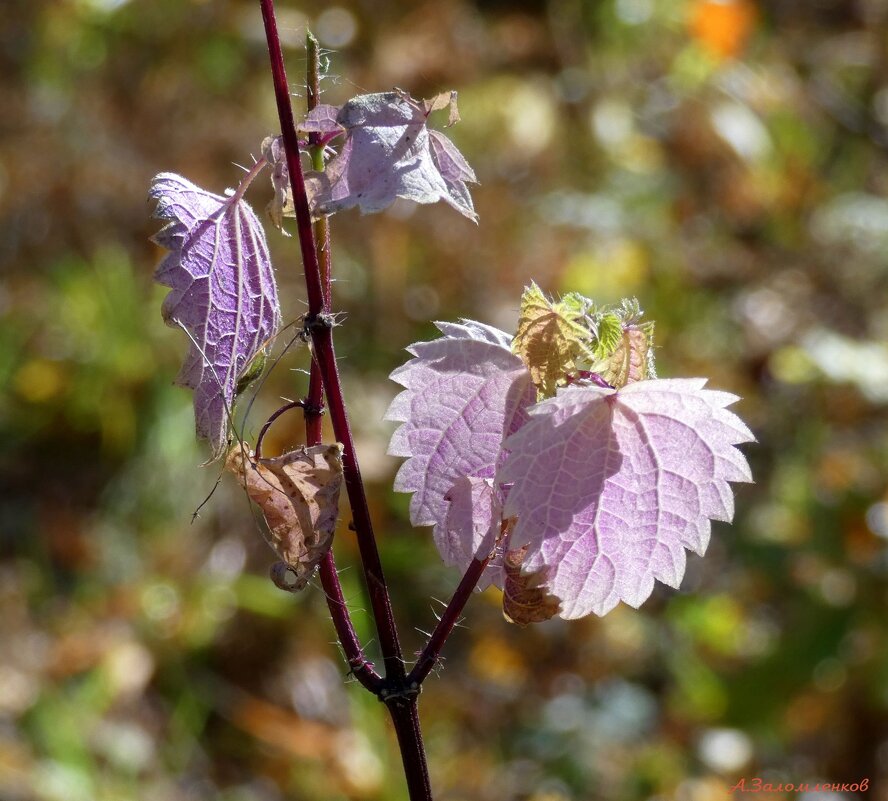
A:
502,546,560,626
227,443,344,591
423,90,460,126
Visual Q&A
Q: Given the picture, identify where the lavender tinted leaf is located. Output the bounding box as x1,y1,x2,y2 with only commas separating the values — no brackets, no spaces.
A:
498,379,754,619
298,103,344,136
385,320,535,539
305,91,478,221
149,172,281,459
441,476,504,590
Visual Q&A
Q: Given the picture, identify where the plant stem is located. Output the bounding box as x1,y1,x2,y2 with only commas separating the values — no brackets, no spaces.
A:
255,399,304,460
317,551,383,692
388,701,434,801
259,7,432,799
259,0,405,682
302,30,381,695
408,556,491,686
230,155,268,204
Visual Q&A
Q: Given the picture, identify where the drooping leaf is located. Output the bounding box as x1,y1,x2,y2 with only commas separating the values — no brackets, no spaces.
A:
498,379,754,619
150,173,281,459
502,546,561,626
428,130,477,218
227,443,344,592
512,282,594,397
385,320,535,535
303,90,478,221
441,476,504,590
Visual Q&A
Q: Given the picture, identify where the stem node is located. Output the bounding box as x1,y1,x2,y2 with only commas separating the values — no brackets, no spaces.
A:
379,680,422,704
300,311,336,340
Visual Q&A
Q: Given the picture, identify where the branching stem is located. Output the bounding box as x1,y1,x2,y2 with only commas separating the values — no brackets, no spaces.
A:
259,6,490,798
254,399,304,460
259,0,405,679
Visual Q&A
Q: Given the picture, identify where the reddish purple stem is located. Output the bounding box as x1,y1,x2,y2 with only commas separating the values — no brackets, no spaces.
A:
408,556,491,686
259,6,492,798
259,0,405,681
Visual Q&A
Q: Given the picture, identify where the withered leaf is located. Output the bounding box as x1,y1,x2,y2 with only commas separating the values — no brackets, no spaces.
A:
227,443,344,592
502,546,561,626
261,136,294,232
423,90,461,127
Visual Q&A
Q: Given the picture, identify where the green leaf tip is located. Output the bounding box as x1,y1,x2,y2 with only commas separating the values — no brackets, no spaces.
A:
512,285,656,394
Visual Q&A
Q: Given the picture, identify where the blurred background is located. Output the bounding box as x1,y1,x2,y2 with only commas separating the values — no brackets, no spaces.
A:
2,0,888,799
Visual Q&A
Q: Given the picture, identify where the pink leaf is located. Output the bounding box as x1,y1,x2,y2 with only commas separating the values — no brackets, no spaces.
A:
441,477,504,590
306,91,478,221
428,129,477,215
385,320,535,535
497,379,754,619
149,173,281,459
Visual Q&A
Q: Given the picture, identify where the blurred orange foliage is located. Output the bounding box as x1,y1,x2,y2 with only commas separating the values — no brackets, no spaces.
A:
689,0,758,59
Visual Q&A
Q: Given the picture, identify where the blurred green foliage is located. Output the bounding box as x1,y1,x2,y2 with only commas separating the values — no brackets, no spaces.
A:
2,0,888,800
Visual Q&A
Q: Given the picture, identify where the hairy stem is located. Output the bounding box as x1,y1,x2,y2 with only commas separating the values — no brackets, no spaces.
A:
408,556,491,686
255,399,304,460
229,155,268,204
300,29,382,695
387,701,434,801
318,551,383,692
259,8,432,799
259,0,405,681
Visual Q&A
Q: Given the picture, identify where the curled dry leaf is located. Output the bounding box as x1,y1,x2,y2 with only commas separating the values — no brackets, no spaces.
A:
502,546,561,626
227,443,344,592
422,90,461,126
261,136,294,232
